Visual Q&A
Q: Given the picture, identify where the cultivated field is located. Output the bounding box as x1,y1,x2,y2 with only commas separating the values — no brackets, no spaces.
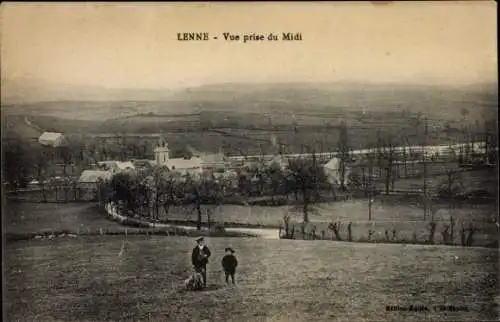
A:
373,167,498,196
5,82,497,155
5,236,499,321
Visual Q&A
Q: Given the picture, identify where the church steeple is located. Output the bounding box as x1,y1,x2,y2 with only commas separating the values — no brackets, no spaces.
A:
154,136,170,165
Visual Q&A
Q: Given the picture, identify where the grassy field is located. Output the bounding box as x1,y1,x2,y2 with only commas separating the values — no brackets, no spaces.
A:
3,200,257,242
4,201,127,236
148,194,499,246
156,201,496,226
6,191,498,247
5,236,499,321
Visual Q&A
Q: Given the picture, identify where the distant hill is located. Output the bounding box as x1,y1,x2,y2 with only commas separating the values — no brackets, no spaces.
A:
2,79,497,124
1,77,174,105
169,81,498,121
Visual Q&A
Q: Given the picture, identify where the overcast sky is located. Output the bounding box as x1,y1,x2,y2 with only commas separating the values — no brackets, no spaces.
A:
1,2,497,89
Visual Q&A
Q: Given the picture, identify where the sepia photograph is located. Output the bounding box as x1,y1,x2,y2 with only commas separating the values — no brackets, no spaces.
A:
1,2,498,321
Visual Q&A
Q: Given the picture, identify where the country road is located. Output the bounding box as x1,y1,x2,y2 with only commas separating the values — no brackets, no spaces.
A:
5,200,281,239
105,203,280,239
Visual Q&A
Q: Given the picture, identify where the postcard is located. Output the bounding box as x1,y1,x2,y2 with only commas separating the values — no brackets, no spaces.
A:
2,2,498,321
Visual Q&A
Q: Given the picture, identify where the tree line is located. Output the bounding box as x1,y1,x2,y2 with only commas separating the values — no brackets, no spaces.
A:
102,156,333,229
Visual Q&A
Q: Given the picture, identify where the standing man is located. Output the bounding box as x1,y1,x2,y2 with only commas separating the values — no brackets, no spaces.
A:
191,237,211,288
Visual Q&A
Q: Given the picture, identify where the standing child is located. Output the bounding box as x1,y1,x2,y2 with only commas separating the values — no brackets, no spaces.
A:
221,247,238,284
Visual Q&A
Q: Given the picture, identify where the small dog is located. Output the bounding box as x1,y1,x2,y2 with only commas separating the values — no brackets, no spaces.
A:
184,271,204,291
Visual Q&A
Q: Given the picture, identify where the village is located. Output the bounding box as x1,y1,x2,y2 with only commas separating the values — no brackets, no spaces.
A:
25,127,494,204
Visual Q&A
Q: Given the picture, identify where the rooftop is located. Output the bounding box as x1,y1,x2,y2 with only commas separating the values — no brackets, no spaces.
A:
78,170,113,183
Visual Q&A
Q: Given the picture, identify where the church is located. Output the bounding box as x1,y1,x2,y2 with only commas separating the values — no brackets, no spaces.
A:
153,138,203,175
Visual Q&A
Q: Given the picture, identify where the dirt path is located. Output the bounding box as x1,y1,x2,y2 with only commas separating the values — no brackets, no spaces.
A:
105,203,280,239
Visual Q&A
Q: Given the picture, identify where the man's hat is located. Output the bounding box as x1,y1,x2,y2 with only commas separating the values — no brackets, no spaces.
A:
225,247,235,253
195,237,204,242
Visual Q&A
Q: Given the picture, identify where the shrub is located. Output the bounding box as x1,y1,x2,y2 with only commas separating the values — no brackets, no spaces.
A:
368,229,374,241
441,225,451,245
412,231,417,244
328,222,342,241
466,223,476,247
427,222,437,244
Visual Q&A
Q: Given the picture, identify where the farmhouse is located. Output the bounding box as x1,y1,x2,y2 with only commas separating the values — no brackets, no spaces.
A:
38,132,67,147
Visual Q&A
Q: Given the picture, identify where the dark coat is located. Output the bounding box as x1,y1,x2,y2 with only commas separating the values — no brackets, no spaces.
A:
192,246,211,268
221,254,238,274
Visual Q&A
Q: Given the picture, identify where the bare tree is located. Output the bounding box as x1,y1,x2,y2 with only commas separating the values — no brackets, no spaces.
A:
365,149,376,221
338,121,349,191
377,135,397,195
287,151,326,223
402,141,409,178
266,162,285,204
57,146,73,178
159,173,182,222
438,167,464,212
184,172,223,231
422,116,429,220
34,150,49,202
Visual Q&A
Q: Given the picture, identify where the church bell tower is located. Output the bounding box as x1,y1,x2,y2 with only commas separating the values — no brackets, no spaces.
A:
154,137,170,165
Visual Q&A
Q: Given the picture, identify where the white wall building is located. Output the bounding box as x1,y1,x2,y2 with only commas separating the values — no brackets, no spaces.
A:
38,132,67,148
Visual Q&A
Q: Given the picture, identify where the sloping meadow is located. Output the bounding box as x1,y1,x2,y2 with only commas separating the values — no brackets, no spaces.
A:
5,236,499,321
